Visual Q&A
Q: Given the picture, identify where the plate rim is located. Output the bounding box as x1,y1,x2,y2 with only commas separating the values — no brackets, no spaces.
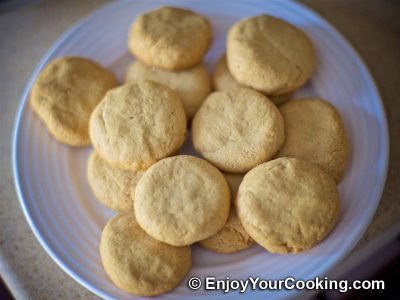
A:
11,0,390,299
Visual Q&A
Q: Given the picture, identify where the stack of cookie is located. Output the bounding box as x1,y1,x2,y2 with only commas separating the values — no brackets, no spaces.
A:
125,6,213,121
29,6,350,297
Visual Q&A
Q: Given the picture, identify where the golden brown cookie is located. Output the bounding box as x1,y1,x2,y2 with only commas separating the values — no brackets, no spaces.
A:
134,155,230,246
199,173,254,253
276,98,349,182
89,81,187,171
213,54,292,105
87,151,145,212
100,213,191,296
128,7,212,70
30,56,117,146
212,54,241,91
125,60,211,119
227,15,316,95
236,157,340,254
192,88,285,173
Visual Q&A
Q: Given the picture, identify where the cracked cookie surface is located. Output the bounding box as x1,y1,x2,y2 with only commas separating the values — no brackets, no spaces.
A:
87,151,145,212
100,213,191,296
125,60,211,119
30,56,117,146
89,81,187,171
199,173,254,253
134,155,230,246
276,98,349,182
128,6,212,70
226,15,315,95
192,88,284,173
236,157,340,254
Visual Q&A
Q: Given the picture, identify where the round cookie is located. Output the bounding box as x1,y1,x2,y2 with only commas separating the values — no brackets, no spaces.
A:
276,98,349,182
100,213,191,296
236,157,340,254
30,56,117,146
227,15,316,95
199,173,254,253
89,81,187,171
125,60,211,119
213,54,292,105
87,151,145,212
192,88,285,173
128,7,212,70
134,155,230,246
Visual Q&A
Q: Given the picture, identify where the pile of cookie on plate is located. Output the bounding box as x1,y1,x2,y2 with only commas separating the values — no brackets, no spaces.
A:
30,6,349,297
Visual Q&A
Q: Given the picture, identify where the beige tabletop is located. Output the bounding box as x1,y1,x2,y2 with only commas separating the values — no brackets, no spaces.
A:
0,0,399,299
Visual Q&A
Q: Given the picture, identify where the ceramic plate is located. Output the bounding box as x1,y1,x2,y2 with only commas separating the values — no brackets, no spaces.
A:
12,0,389,299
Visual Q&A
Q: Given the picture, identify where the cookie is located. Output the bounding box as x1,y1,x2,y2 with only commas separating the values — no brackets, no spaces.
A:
89,81,187,171
87,151,145,212
236,157,340,254
30,56,117,146
100,213,191,296
128,6,212,70
199,173,254,253
213,54,292,105
276,98,349,182
192,88,285,173
134,155,230,246
227,15,316,95
125,60,211,119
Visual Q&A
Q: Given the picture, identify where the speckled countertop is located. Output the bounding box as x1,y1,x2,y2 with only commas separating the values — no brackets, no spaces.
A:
0,0,399,299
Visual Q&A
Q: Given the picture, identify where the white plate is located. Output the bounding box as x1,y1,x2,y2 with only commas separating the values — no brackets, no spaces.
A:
12,0,389,299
